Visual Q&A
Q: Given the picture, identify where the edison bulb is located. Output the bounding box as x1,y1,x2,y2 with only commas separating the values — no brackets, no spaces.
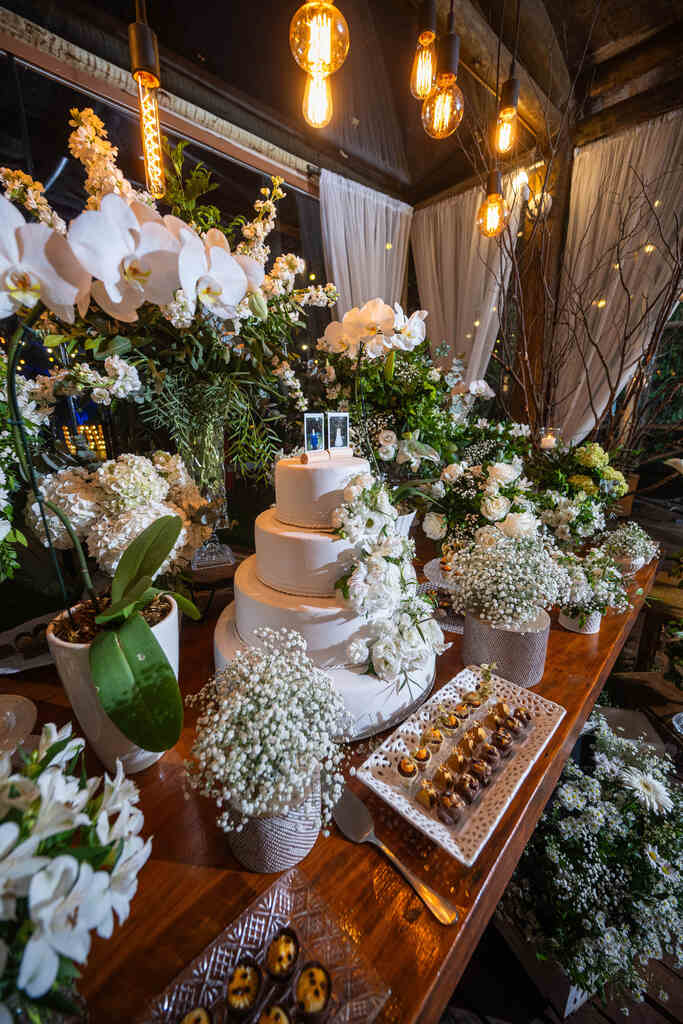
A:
290,2,349,77
133,70,164,198
421,73,464,139
494,113,514,154
410,31,436,99
303,72,333,128
477,191,509,239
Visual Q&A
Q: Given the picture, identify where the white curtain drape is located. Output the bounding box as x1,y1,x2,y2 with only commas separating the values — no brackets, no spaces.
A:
556,110,683,441
319,170,413,317
411,177,525,380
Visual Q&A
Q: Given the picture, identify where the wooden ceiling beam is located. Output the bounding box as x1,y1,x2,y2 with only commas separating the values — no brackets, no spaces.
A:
587,20,683,102
575,73,683,147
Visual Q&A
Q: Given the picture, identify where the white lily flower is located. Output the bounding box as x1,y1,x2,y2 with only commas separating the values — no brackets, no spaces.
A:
32,769,91,840
0,196,90,323
96,835,152,938
178,227,247,319
68,192,180,322
18,856,111,998
95,799,144,846
0,822,49,914
99,760,140,815
36,721,85,769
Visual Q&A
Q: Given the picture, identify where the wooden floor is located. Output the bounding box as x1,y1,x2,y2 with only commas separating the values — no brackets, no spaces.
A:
440,923,683,1024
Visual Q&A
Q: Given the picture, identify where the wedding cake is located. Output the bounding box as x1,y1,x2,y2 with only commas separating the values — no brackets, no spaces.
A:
213,451,435,738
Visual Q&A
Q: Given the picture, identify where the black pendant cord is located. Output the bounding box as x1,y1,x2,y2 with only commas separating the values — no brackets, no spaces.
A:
511,0,521,77
494,0,507,170
135,0,148,23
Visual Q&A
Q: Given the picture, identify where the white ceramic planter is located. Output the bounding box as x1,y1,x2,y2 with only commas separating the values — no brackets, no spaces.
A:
615,554,645,577
395,511,416,537
462,610,550,688
227,772,321,873
559,609,602,635
47,597,179,775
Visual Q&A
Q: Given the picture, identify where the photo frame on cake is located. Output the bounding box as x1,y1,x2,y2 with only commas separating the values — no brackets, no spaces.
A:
304,412,325,453
327,411,349,451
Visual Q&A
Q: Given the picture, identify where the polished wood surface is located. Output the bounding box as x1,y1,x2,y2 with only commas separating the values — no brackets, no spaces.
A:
3,563,656,1024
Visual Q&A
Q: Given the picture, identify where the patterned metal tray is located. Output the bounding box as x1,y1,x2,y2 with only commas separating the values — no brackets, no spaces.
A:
357,666,566,867
136,867,390,1023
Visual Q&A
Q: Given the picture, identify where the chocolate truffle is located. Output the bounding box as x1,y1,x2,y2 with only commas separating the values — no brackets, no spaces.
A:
412,746,432,770
491,728,514,756
439,711,461,734
433,765,455,792
416,780,438,810
180,1011,211,1024
446,748,466,773
397,756,418,780
479,743,501,768
265,928,299,981
226,959,261,1017
468,758,493,786
502,714,523,737
437,792,466,826
455,772,480,804
463,691,483,708
422,726,444,752
494,701,512,718
296,962,331,1018
258,1007,291,1024
514,706,533,727
487,712,507,731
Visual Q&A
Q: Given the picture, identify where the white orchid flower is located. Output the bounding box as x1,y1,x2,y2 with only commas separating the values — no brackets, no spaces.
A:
391,303,427,350
233,250,266,294
318,320,354,357
0,196,90,323
178,227,247,320
342,298,394,345
68,193,180,323
18,855,111,998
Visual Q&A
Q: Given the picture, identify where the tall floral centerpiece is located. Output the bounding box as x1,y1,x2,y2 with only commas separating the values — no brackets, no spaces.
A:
499,712,682,1009
0,722,151,1021
187,627,350,872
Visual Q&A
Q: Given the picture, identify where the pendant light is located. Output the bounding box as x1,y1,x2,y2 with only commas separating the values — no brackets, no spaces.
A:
303,73,333,128
421,1,463,140
494,0,521,154
128,0,165,198
290,2,349,128
477,169,509,239
409,0,437,100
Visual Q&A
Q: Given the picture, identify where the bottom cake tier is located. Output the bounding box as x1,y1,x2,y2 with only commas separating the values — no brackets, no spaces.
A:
213,600,435,740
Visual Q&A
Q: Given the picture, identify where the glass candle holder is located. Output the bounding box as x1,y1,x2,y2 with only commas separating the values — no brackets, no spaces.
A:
536,426,562,451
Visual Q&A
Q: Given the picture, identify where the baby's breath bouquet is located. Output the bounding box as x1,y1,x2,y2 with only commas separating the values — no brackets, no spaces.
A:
498,712,682,1008
602,522,659,567
186,628,351,833
449,535,570,628
560,548,630,624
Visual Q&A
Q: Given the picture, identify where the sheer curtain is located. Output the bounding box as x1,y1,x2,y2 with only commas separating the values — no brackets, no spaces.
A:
412,177,525,379
556,110,683,441
319,170,413,316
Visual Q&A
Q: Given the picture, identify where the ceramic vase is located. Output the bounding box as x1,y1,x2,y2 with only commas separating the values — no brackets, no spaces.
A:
462,610,550,688
615,554,645,577
46,597,179,774
559,610,602,635
227,773,321,873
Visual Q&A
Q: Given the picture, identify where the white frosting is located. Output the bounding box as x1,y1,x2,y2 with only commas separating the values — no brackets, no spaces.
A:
274,454,370,529
234,556,372,669
214,602,435,739
255,508,355,597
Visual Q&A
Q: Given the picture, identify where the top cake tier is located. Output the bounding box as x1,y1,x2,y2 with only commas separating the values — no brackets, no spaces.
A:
274,453,370,529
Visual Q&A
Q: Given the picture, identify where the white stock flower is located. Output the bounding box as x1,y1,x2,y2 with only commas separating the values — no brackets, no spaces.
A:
103,354,141,398
348,638,370,666
620,768,673,815
68,193,179,322
481,493,511,521
498,510,539,539
0,196,90,323
423,512,447,540
431,480,446,498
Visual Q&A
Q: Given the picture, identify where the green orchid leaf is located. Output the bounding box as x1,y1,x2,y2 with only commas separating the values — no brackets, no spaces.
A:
89,612,183,751
95,575,153,624
167,591,201,620
111,516,182,604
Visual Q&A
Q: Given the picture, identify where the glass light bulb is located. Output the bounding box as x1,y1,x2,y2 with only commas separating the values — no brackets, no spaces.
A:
290,2,349,76
495,114,514,154
134,70,165,199
421,73,464,139
410,31,436,99
303,72,333,127
477,191,509,238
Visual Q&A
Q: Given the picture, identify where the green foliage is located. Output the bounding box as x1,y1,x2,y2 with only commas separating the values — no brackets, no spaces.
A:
162,138,248,242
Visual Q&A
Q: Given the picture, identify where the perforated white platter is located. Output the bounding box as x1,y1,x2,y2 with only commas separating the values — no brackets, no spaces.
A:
356,666,566,866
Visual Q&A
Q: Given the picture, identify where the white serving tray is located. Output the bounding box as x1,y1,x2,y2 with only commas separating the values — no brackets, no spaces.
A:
357,665,566,866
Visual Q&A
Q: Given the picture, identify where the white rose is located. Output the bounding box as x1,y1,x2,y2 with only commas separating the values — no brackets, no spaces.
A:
343,473,374,502
348,638,370,665
497,511,539,539
377,429,397,447
469,379,495,398
486,461,521,487
475,525,502,549
480,494,511,521
431,480,446,499
441,462,467,484
370,637,403,683
377,444,397,461
423,512,448,540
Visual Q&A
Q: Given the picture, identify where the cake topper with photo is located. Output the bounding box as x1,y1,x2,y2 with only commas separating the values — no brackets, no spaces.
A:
327,411,349,450
304,412,325,453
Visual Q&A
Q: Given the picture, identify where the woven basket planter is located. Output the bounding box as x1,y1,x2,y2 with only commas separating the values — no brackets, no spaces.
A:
559,610,602,635
227,773,321,873
462,610,550,689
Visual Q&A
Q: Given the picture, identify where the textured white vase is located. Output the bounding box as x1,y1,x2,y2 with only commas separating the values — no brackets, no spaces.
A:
615,554,645,577
227,773,321,873
47,597,179,774
395,511,416,537
462,610,550,688
559,610,602,635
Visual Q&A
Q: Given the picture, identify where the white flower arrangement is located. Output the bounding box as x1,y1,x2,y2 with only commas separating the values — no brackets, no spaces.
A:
26,451,212,576
499,712,682,1006
333,475,446,686
0,722,151,1018
560,549,630,621
29,355,141,417
317,299,428,361
602,523,659,566
536,488,606,544
448,535,570,628
186,627,350,831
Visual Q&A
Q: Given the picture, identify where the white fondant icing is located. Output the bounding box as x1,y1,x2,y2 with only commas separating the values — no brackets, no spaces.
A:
255,508,355,597
214,602,435,739
274,454,370,529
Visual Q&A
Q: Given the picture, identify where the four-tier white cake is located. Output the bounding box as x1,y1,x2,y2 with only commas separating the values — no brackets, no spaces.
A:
213,452,435,738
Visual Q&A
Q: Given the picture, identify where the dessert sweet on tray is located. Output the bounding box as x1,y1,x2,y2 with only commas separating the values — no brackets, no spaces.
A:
180,1010,211,1024
258,1006,291,1024
296,961,332,1019
226,958,262,1017
265,928,299,983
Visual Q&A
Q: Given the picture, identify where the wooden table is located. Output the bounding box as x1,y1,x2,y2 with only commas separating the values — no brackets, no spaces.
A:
4,563,656,1024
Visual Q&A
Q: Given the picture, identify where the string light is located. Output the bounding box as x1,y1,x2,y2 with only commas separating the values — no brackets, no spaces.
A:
62,424,108,460
644,243,655,254
410,0,437,100
303,72,333,127
421,2,463,140
477,170,509,239
290,2,349,76
128,1,165,198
